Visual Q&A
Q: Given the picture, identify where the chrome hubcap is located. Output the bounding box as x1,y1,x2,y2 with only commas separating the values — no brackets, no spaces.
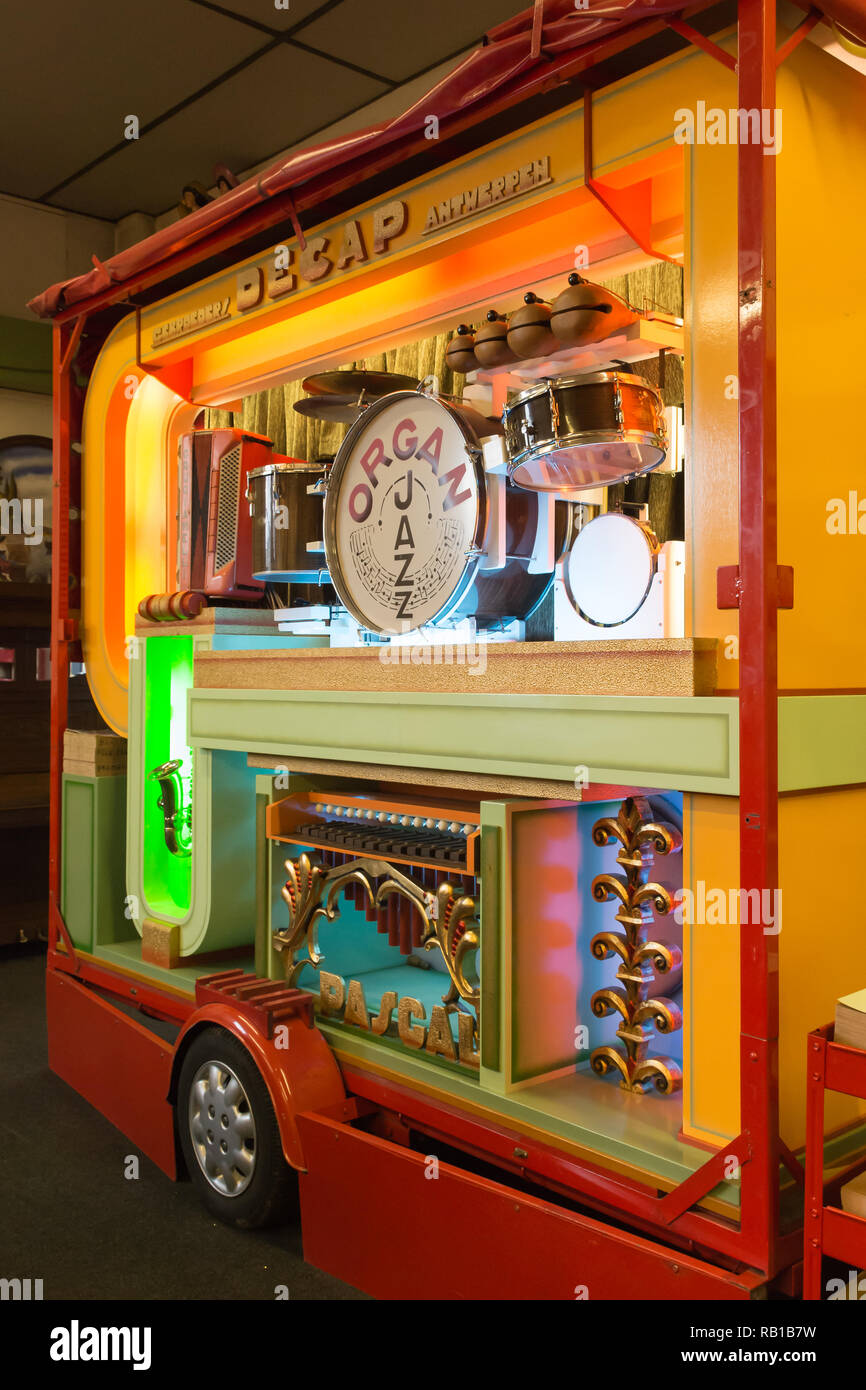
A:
188,1060,256,1197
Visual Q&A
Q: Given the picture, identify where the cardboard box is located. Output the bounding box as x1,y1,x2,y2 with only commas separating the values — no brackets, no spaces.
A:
836,987,866,1052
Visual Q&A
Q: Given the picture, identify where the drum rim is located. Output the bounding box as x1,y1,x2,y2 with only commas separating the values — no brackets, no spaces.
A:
503,370,661,413
247,460,322,479
507,428,666,478
563,512,660,627
323,390,488,634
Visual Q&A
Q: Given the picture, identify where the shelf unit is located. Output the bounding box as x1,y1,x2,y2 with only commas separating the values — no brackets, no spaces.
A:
804,1022,866,1299
472,316,684,391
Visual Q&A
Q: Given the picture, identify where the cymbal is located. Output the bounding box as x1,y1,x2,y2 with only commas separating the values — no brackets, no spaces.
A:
293,395,371,424
301,369,419,397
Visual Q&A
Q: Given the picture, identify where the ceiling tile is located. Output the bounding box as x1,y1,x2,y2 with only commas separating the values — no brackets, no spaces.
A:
50,45,388,219
0,0,266,201
293,0,523,81
205,0,329,33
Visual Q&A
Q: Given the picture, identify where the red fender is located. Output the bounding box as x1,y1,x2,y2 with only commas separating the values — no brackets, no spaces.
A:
173,1002,345,1171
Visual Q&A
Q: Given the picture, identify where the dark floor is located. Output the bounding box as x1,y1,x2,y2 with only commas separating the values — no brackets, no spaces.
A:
0,947,367,1301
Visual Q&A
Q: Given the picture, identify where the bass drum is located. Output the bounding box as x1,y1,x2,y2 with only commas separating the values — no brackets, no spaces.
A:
471,487,573,626
323,391,571,635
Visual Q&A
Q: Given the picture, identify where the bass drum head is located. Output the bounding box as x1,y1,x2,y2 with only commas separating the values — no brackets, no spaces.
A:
324,392,484,634
563,512,657,626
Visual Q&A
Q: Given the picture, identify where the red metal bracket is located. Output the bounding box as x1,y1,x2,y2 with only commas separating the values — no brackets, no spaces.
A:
776,8,821,65
59,315,86,377
583,87,679,265
667,16,738,69
656,1132,752,1226
49,902,80,971
54,616,79,643
195,969,314,1037
780,1138,806,1189
717,563,793,609
531,0,546,60
264,187,309,253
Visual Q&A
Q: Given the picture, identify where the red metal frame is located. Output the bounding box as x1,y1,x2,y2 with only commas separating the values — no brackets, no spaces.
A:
735,0,781,1278
339,1062,757,1267
296,1109,765,1300
49,318,84,969
804,1025,866,1299
666,16,738,69
44,0,805,1295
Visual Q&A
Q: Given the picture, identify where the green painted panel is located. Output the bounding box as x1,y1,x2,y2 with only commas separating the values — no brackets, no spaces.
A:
188,689,740,794
779,695,866,791
61,780,94,949
61,774,129,951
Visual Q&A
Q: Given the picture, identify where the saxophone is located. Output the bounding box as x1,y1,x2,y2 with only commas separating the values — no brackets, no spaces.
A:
149,758,192,857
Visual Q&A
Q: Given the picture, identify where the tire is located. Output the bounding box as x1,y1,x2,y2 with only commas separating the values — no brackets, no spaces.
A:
177,1026,295,1230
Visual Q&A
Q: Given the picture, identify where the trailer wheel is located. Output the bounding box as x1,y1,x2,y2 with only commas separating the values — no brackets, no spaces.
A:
177,1027,294,1229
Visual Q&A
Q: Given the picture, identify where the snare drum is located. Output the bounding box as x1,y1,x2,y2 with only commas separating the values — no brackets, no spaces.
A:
503,371,666,494
246,459,328,582
563,512,660,627
323,391,571,634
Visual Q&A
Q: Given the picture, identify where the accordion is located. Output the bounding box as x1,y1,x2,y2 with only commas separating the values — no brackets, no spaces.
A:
177,428,269,599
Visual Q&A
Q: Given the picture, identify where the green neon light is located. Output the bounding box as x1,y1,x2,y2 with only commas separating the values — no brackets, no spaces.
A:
142,636,193,916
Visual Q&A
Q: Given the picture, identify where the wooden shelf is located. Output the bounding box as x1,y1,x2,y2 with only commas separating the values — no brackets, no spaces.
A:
473,316,684,390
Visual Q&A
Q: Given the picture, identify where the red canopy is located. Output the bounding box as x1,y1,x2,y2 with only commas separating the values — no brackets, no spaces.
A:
28,0,866,320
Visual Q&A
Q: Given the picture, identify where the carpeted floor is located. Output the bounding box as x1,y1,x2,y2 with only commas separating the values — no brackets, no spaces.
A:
0,947,367,1301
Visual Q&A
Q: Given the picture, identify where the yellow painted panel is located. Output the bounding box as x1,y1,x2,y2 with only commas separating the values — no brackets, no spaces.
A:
682,793,741,1146
778,789,866,1149
685,135,739,690
775,44,866,688
683,786,866,1153
684,35,866,694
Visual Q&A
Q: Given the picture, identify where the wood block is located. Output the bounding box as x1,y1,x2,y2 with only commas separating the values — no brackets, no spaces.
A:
141,919,181,969
63,729,127,775
134,605,280,637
